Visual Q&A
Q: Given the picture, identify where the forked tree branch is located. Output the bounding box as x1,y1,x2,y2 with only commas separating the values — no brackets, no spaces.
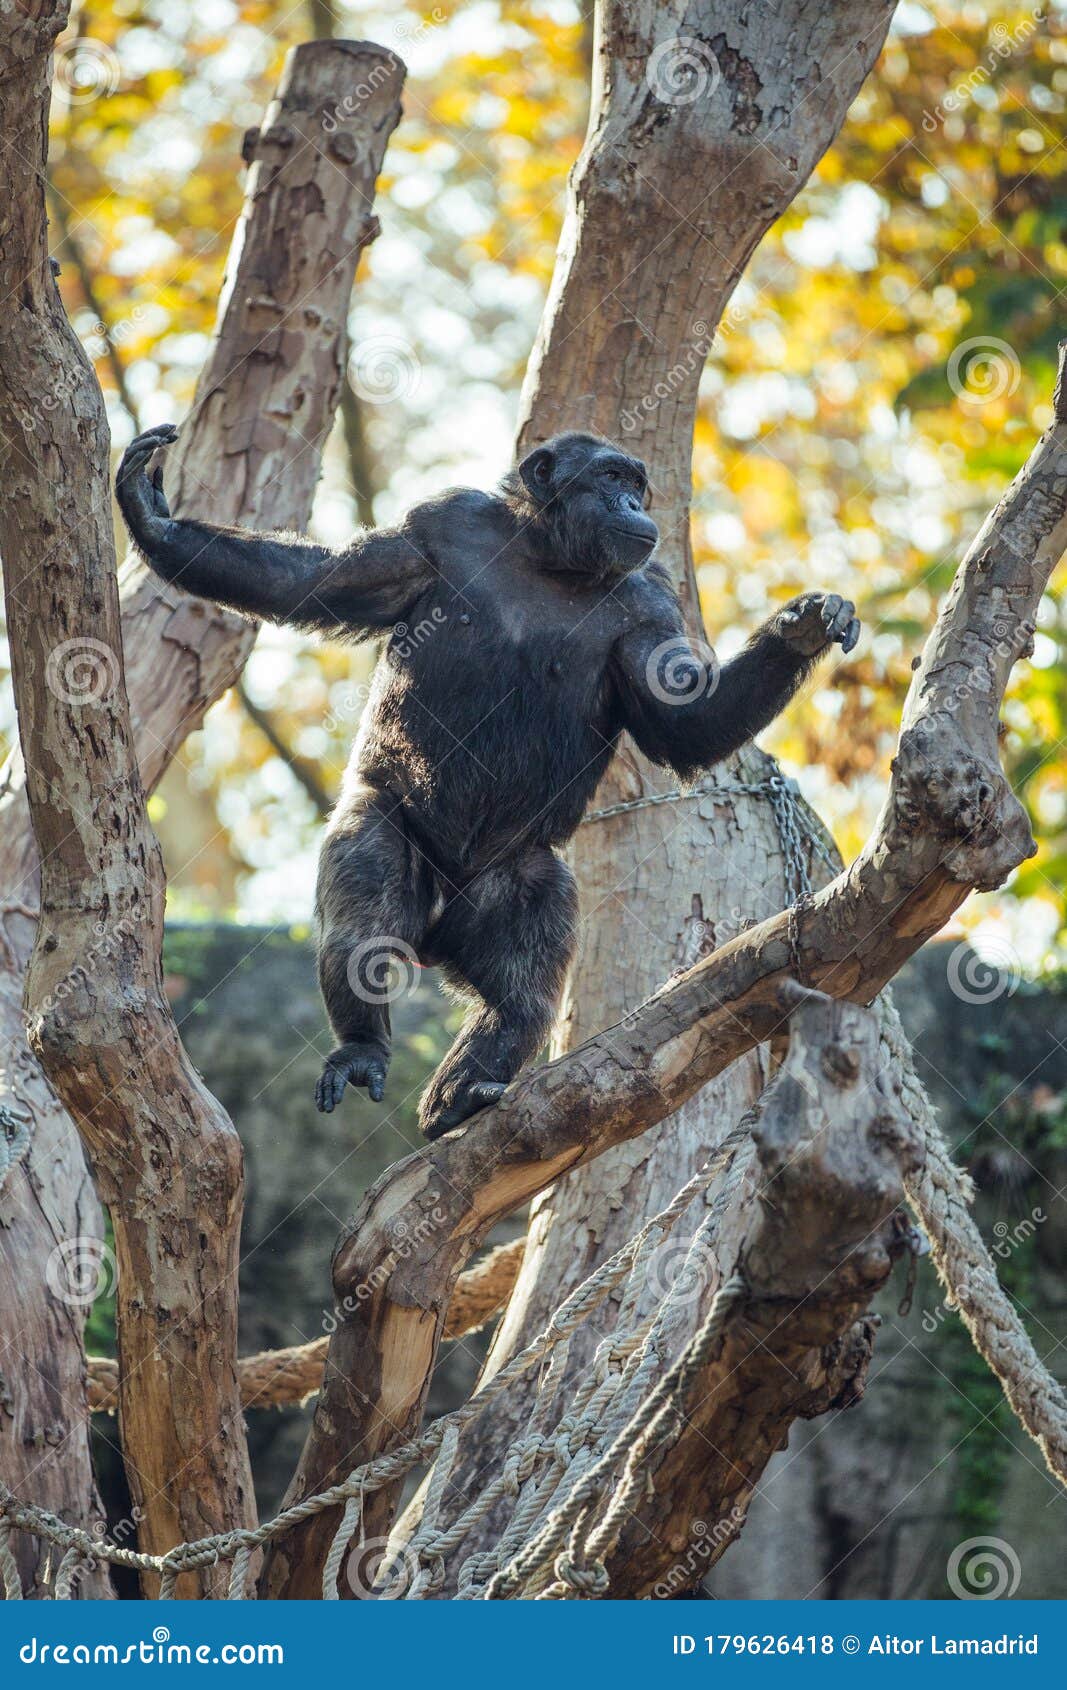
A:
262,347,1067,1595
0,27,403,1597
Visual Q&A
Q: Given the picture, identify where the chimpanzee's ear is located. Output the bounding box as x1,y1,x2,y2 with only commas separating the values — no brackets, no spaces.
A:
517,444,556,503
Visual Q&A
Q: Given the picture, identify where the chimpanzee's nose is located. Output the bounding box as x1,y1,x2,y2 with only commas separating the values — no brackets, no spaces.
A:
621,491,642,513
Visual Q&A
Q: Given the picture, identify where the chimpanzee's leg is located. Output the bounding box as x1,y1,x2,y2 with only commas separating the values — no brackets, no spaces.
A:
314,787,435,1113
418,847,578,1140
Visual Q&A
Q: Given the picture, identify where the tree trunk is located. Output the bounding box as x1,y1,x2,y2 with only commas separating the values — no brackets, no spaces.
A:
261,336,1067,1592
411,0,897,1583
0,33,402,1596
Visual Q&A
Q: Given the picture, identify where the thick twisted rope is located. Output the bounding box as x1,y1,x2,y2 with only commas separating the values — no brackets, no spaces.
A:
0,1131,748,1599
881,994,1067,1491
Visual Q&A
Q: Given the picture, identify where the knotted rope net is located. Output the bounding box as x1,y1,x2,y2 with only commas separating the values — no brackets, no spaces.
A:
3,776,1066,1598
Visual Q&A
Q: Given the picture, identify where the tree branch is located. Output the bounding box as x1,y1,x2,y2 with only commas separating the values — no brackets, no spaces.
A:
85,1237,523,1414
235,680,334,819
45,181,140,431
262,348,1067,1595
0,33,405,1596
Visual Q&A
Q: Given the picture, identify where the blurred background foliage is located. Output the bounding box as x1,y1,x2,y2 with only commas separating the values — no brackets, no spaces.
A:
2,0,1066,964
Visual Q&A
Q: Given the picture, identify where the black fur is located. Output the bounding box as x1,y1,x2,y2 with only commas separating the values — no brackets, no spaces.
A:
116,424,859,1139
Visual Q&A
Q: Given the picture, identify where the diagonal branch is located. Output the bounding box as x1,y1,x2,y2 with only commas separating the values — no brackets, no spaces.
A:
262,349,1067,1596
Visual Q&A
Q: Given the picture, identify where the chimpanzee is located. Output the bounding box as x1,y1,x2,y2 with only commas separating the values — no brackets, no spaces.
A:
117,423,858,1140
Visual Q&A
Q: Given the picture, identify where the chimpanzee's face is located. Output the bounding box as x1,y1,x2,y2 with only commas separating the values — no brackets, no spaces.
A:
516,433,659,577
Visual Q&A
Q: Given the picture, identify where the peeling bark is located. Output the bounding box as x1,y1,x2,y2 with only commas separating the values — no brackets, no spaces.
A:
263,343,1067,1595
0,33,402,1595
429,0,899,1582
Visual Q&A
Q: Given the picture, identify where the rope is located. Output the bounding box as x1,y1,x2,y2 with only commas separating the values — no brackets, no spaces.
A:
0,1128,749,1599
8,769,1064,1604
881,994,1067,1490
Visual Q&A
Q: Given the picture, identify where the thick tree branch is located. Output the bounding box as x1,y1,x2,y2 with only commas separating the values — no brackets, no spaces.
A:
0,34,404,1596
85,1238,523,1414
0,4,258,1599
263,352,1067,1595
441,0,903,1572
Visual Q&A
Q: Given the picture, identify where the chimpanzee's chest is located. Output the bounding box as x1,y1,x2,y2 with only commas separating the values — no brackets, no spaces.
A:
426,549,628,676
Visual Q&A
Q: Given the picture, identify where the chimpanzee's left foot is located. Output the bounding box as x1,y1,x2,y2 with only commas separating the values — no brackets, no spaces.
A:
419,1078,506,1141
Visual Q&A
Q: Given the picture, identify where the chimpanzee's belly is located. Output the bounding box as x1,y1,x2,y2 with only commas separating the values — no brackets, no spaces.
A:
355,630,616,876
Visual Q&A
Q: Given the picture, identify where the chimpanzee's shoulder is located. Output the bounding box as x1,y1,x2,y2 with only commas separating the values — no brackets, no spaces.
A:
406,487,505,531
615,560,682,624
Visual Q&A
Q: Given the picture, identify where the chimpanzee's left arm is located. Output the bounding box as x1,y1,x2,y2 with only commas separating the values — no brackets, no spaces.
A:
610,580,859,783
116,425,435,636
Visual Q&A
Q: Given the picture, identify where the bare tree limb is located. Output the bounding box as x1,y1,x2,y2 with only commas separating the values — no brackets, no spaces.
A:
45,182,140,431
234,680,334,819
0,34,404,1595
85,1237,524,1414
262,349,1067,1595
